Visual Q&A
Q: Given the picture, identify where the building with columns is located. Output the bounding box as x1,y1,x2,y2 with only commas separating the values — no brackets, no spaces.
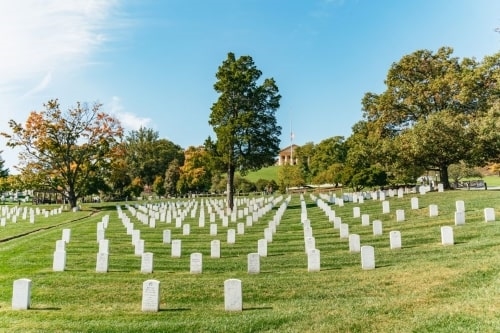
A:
277,144,299,165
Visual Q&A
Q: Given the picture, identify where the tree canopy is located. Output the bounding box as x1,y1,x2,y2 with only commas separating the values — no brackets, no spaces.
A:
0,151,8,178
361,47,500,188
1,99,123,207
208,52,281,209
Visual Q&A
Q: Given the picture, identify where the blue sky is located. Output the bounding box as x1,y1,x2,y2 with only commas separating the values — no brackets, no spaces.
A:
1,0,499,172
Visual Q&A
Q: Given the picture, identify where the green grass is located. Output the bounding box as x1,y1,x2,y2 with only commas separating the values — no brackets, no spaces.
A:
1,189,500,332
241,166,279,183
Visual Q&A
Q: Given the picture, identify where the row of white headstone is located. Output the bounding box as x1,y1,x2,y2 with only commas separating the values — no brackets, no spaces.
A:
53,196,290,273
11,277,245,312
1,206,63,226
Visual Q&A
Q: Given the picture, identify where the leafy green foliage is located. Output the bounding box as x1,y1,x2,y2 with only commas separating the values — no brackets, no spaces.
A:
360,48,500,188
208,52,282,208
125,127,184,186
0,151,8,178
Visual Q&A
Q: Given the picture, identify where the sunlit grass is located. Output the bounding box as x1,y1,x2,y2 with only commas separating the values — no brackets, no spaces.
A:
0,189,499,332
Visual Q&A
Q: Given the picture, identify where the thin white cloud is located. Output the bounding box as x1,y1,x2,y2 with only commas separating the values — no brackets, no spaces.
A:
109,96,152,132
0,0,121,95
24,72,53,97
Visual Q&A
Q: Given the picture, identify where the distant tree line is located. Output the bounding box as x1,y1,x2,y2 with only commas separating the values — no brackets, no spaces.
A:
1,47,499,205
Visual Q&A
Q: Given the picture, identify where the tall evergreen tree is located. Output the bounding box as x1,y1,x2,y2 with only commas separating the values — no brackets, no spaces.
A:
208,52,281,210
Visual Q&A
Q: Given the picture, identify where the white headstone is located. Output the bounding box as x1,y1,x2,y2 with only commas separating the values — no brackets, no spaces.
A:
224,279,242,311
247,253,260,274
411,197,419,210
303,226,313,238
304,236,316,254
307,249,320,272
97,229,105,243
171,240,182,258
141,279,160,312
353,207,360,218
141,252,154,273
372,220,383,236
454,211,465,226
190,252,203,274
227,229,236,244
484,208,495,222
389,231,402,249
438,183,444,192
264,227,273,243
211,240,221,258
98,239,109,254
12,278,31,310
96,252,109,273
257,239,267,257
333,217,341,229
210,223,217,236
182,224,190,236
52,250,66,271
62,229,71,243
55,239,66,252
339,223,349,239
455,200,465,213
361,245,375,270
396,209,405,222
246,215,253,227
441,226,454,245
134,239,145,256
382,201,390,214
361,214,370,226
348,234,361,253
162,230,171,244
237,222,245,235
429,204,439,217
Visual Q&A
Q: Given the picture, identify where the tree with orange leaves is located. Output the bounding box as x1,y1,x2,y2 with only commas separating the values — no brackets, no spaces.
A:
1,99,123,208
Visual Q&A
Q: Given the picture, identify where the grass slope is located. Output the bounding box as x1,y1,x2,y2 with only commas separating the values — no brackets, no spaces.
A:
241,166,279,183
0,190,500,332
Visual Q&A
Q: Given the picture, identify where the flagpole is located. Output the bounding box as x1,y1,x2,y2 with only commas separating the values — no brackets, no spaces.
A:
290,120,293,165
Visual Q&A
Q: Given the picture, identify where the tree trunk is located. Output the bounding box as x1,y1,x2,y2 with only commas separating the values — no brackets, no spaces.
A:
440,165,450,189
68,189,78,208
226,164,235,212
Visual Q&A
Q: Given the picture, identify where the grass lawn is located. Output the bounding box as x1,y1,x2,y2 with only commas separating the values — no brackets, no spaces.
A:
241,166,279,183
1,189,500,332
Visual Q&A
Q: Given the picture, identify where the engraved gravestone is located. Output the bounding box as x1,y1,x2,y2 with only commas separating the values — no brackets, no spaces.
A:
190,252,202,274
96,252,109,273
141,279,160,312
141,252,154,273
162,230,171,244
171,240,182,258
224,279,242,311
307,249,320,272
247,253,260,274
211,240,220,258
390,231,402,249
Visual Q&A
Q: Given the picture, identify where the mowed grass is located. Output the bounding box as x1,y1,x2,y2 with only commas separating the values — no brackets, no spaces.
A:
241,166,279,183
0,190,500,332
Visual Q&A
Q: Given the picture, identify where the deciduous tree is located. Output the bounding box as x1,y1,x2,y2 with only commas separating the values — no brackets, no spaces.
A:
208,52,281,209
1,99,123,207
361,47,500,188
